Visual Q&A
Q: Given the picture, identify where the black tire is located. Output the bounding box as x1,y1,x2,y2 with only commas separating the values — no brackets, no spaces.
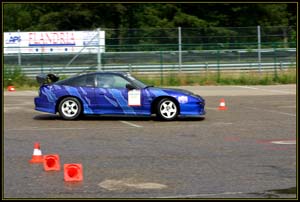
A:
156,98,178,121
58,97,82,120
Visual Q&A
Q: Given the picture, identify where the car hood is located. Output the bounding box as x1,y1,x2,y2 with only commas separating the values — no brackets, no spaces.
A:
160,87,195,95
148,87,204,100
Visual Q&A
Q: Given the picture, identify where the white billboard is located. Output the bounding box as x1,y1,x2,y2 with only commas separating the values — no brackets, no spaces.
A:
4,30,105,54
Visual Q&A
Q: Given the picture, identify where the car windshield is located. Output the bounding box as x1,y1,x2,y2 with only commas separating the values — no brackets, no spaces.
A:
123,73,150,89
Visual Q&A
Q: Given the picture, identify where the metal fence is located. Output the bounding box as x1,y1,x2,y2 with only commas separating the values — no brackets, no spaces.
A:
104,26,296,47
3,26,297,77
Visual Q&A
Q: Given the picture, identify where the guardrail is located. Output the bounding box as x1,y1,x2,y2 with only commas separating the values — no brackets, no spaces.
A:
17,61,295,77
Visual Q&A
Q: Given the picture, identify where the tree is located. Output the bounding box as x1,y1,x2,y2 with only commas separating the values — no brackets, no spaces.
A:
3,2,296,46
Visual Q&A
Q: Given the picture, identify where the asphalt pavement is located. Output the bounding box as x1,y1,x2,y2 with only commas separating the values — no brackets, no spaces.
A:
3,84,297,199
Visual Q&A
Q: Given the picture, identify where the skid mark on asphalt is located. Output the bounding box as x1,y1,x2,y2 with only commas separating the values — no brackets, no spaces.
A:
98,178,167,191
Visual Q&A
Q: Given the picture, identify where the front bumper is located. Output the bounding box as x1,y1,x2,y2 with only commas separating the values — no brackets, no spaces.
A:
179,101,206,116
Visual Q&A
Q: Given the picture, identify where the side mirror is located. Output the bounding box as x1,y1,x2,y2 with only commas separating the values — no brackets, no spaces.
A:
126,83,135,90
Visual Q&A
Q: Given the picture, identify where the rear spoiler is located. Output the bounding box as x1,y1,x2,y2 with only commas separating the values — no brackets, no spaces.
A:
36,73,59,85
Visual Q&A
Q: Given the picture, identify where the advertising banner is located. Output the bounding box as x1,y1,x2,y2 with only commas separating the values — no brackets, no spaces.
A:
4,30,105,54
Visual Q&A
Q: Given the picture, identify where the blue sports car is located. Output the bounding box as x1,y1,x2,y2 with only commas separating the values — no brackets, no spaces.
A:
34,72,205,120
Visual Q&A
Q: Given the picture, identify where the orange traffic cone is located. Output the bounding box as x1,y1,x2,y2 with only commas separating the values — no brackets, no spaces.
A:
7,86,16,92
29,142,44,163
218,98,228,110
43,154,61,171
64,164,83,182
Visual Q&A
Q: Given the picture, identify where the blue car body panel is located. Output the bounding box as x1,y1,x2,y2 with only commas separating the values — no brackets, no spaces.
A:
34,73,206,118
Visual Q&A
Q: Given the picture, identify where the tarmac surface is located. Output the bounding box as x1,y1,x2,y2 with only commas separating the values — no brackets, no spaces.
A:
3,84,297,199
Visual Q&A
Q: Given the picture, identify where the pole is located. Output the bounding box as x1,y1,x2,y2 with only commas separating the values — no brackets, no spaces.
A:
40,50,43,73
160,50,163,85
97,28,102,71
273,43,278,81
178,27,182,72
64,30,99,71
18,29,21,66
257,25,261,72
217,48,220,83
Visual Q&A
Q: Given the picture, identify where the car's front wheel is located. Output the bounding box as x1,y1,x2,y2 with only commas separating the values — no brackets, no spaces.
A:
157,98,178,121
58,97,82,120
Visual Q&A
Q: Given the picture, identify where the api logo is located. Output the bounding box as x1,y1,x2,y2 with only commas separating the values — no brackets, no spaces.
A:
5,34,21,44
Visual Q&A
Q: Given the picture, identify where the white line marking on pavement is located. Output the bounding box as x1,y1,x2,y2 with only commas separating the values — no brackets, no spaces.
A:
212,122,233,126
277,105,296,108
4,102,33,106
236,86,294,94
271,140,296,145
156,191,244,198
246,107,296,117
120,121,143,128
206,107,218,110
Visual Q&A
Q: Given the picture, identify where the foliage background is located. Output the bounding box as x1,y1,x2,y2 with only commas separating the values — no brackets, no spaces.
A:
3,3,296,45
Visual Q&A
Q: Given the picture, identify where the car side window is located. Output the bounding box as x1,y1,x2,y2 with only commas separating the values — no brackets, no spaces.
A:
97,74,130,88
112,75,131,88
61,74,95,87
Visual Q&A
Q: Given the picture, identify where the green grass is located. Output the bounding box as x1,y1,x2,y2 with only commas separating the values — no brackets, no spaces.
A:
134,68,296,87
3,66,296,91
4,66,39,89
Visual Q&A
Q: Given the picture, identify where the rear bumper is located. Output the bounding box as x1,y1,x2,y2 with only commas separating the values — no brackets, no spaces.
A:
34,97,56,114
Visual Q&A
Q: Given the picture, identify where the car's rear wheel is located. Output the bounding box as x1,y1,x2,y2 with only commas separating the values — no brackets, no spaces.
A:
157,98,178,121
58,97,82,120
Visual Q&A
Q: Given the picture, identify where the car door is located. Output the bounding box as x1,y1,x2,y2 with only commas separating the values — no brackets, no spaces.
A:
94,74,134,115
